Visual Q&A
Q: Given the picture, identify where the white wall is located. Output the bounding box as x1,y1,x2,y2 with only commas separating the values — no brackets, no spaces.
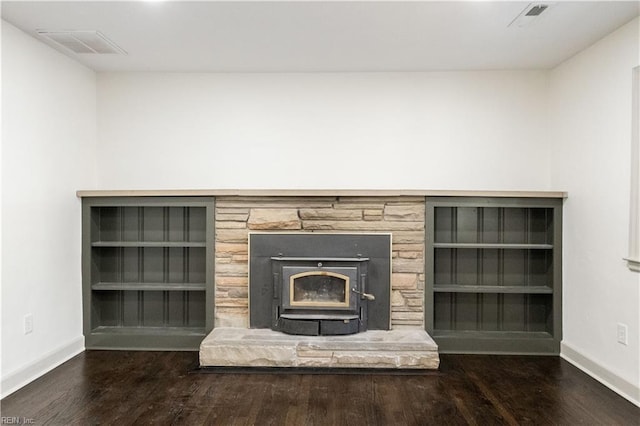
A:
549,17,640,405
1,21,97,397
97,71,550,190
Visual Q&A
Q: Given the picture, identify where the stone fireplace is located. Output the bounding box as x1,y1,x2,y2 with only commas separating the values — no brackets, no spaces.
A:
200,196,439,369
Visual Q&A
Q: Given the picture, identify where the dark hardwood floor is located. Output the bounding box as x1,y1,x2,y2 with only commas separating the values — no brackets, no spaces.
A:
1,351,638,425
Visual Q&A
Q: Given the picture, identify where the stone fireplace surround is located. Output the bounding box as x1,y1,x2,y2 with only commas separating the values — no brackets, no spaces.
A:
202,193,439,368
213,195,427,329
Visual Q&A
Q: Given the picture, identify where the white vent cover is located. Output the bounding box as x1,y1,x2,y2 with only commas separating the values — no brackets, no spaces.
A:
36,30,126,54
508,3,555,28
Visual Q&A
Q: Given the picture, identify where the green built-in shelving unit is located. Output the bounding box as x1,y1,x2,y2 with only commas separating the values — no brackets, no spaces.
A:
425,197,562,354
82,197,214,350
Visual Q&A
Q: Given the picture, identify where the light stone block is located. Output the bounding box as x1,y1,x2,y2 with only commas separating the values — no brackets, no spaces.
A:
216,208,250,215
215,276,248,287
215,213,250,222
391,311,424,321
219,199,333,209
216,229,249,243
334,203,385,210
296,347,334,358
215,298,249,308
391,231,425,244
215,262,248,276
398,251,422,259
296,357,335,367
214,313,248,328
333,353,399,367
392,258,424,273
383,204,425,221
213,243,248,253
200,328,439,369
406,298,424,307
299,208,362,220
391,290,406,306
392,273,418,289
392,243,425,252
200,344,297,367
302,220,423,231
215,221,248,229
363,209,383,218
247,209,302,230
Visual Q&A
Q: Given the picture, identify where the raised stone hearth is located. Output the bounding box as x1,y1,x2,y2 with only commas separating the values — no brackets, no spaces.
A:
200,328,439,369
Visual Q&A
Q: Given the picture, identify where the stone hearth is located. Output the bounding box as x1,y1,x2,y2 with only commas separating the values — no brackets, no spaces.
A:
200,328,439,369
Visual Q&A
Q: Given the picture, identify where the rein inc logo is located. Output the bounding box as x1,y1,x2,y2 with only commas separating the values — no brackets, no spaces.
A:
0,418,34,425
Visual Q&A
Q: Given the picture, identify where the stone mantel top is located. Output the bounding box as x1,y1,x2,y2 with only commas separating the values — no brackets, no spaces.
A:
76,189,567,198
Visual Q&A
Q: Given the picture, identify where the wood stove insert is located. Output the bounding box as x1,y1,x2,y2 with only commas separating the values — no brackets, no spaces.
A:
271,256,372,335
249,233,391,335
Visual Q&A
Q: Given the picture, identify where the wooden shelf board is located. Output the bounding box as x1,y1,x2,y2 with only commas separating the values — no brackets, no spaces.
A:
91,241,206,248
91,326,206,336
77,189,568,199
433,285,553,294
433,243,553,249
92,282,206,291
433,330,553,339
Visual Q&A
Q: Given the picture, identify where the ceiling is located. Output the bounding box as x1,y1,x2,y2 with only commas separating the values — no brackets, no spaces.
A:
2,1,639,72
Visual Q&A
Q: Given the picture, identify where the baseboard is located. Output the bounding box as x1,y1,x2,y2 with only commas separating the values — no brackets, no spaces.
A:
561,342,640,407
1,336,85,399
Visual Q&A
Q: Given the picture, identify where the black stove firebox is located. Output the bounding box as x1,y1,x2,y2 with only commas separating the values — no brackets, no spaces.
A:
271,256,372,335
249,233,391,336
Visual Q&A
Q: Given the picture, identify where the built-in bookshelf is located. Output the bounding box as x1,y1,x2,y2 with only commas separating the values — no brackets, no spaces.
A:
425,197,562,354
82,197,214,350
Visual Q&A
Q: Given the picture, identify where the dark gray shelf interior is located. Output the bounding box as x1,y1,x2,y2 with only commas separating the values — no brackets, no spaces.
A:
434,292,553,333
427,199,561,354
92,290,206,330
92,206,206,244
83,199,213,350
434,247,553,287
434,206,553,245
91,246,206,286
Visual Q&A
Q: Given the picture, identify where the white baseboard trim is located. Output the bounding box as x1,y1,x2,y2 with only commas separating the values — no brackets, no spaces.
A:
1,336,85,399
561,342,640,407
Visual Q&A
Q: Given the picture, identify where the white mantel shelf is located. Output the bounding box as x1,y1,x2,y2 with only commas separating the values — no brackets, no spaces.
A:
76,189,568,198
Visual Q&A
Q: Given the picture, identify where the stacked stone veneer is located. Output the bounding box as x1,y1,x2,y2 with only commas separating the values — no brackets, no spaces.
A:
214,196,425,329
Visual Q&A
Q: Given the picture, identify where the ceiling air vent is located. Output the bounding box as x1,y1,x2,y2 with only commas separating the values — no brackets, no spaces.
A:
36,30,127,54
525,5,548,16
508,3,554,28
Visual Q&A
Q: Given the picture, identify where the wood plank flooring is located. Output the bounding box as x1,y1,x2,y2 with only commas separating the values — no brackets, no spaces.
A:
1,351,638,425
